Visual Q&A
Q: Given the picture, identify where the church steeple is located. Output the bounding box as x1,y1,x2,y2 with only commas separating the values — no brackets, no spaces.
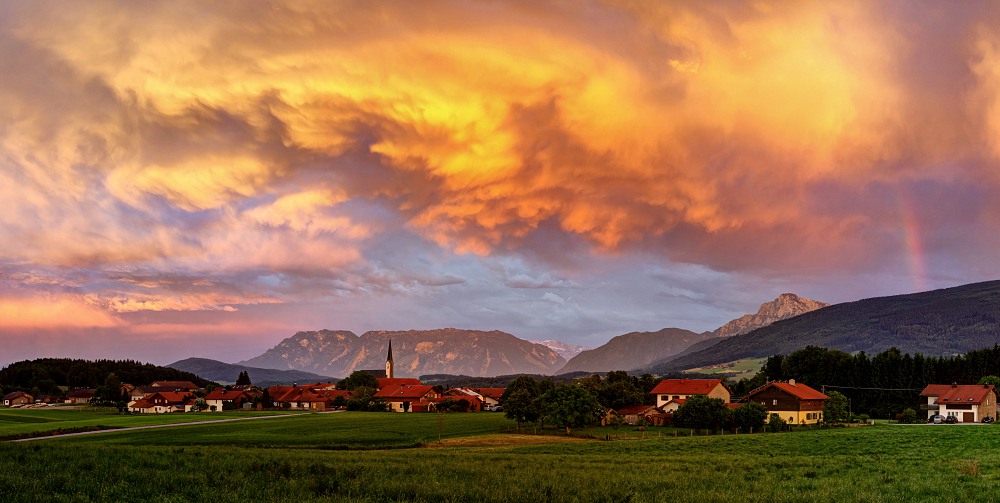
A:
385,339,394,379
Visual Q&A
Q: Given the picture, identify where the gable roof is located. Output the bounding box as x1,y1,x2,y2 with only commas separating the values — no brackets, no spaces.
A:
747,381,828,401
149,381,200,390
65,389,97,399
650,379,727,396
920,384,959,397
4,391,31,401
204,389,250,401
934,384,995,405
376,378,421,389
374,384,436,400
615,404,656,415
472,388,506,400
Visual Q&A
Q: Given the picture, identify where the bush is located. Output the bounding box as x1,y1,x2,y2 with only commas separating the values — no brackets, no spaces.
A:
898,408,920,424
766,413,787,433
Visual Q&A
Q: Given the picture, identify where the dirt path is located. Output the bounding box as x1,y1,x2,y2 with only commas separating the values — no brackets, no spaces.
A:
11,410,342,442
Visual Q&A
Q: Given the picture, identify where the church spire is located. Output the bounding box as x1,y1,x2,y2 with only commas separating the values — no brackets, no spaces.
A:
385,339,394,379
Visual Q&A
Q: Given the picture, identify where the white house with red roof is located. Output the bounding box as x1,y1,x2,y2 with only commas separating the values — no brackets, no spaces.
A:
920,383,996,423
204,389,253,412
745,380,829,425
650,378,731,409
128,391,196,414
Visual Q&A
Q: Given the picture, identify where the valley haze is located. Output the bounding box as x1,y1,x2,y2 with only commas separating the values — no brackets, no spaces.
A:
3,3,1000,367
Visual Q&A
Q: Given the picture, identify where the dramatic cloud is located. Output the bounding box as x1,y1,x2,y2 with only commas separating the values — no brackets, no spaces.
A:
2,1,1000,364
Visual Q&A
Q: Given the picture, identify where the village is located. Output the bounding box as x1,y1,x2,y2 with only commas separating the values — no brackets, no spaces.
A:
4,343,993,428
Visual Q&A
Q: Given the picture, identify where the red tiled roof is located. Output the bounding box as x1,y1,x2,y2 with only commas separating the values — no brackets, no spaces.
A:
747,381,828,401
920,384,957,397
376,378,421,389
204,389,249,401
725,403,742,410
472,388,506,400
374,384,436,400
935,384,995,405
650,379,726,396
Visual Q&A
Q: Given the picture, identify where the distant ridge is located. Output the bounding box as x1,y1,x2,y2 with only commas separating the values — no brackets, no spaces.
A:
556,328,713,374
651,280,1000,373
167,358,336,386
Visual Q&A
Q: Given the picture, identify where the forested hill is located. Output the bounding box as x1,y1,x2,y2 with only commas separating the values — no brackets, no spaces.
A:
0,358,215,390
651,280,1000,373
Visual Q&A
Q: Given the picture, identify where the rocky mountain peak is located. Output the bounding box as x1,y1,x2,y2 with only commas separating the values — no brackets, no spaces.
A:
714,294,828,338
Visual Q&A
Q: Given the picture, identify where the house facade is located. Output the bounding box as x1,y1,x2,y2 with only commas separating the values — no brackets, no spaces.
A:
746,380,828,425
128,391,196,413
3,391,33,406
920,383,996,423
650,379,731,409
204,389,252,411
375,384,440,412
64,389,96,404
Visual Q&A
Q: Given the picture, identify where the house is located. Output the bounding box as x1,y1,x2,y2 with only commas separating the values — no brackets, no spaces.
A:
745,380,829,425
64,389,97,404
440,388,484,412
149,381,201,392
204,389,252,412
650,379,731,409
374,384,440,412
614,404,659,425
471,388,506,410
128,391,196,413
3,391,33,407
920,383,996,423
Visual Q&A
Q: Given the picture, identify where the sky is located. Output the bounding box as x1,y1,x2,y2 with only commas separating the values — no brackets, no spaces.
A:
3,1,1000,367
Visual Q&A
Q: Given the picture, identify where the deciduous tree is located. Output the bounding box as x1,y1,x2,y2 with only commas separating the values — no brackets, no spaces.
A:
540,384,604,435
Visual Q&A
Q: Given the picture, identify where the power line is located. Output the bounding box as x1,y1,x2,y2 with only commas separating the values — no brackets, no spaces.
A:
822,384,921,392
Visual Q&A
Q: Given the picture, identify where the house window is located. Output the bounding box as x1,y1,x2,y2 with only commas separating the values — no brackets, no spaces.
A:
660,395,668,402
772,400,778,406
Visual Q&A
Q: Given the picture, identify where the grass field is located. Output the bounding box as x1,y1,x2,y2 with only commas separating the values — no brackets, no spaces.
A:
0,406,302,438
3,409,1000,502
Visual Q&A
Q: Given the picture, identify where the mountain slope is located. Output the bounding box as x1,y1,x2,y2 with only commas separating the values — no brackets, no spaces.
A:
556,328,713,374
167,358,336,386
241,328,566,377
652,280,1000,373
714,293,828,337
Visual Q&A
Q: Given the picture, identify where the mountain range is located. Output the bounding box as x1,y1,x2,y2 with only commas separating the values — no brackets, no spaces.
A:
649,280,1000,374
555,293,827,374
219,280,1000,380
239,328,564,377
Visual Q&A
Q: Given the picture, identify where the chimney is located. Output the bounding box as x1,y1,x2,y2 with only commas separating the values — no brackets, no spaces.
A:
952,382,958,388
788,379,796,386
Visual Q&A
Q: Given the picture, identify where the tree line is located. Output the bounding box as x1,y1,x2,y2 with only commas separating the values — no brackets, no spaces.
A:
751,344,1000,418
0,358,215,398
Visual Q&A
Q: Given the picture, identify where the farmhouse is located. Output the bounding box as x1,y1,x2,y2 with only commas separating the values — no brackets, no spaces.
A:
746,380,828,425
149,381,201,392
614,404,659,425
3,391,33,407
920,383,996,423
375,384,440,412
204,388,253,411
128,391,196,413
471,388,506,410
64,388,96,404
650,378,731,409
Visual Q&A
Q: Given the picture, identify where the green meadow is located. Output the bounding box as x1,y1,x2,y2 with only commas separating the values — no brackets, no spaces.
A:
0,406,302,439
3,409,1000,502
